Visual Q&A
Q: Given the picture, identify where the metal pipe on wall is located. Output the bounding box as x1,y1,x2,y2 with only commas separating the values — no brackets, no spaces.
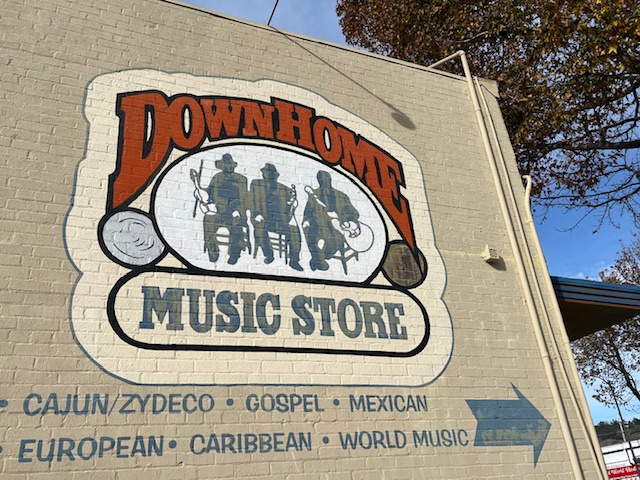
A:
478,84,607,476
472,69,606,477
428,50,587,479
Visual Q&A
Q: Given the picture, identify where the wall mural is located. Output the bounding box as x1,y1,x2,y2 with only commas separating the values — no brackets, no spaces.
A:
66,70,452,386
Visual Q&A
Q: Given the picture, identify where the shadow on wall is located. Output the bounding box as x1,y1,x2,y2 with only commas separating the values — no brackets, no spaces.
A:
271,27,417,131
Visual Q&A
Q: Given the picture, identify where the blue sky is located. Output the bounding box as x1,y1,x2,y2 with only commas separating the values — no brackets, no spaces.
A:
181,0,637,424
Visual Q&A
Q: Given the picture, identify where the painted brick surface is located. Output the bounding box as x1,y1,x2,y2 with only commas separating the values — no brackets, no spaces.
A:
0,0,602,478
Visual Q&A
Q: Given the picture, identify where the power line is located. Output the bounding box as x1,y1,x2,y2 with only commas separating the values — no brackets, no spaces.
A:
267,0,280,26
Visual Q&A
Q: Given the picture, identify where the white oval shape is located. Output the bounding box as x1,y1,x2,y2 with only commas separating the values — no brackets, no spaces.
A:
109,270,428,356
152,144,388,283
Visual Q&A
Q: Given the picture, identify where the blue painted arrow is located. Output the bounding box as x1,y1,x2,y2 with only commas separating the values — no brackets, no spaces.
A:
466,384,551,466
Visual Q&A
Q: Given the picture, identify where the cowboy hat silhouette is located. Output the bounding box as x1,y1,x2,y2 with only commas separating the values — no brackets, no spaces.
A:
214,153,237,170
260,163,280,180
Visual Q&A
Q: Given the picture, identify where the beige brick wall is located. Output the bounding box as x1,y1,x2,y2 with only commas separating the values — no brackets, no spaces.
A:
0,0,602,477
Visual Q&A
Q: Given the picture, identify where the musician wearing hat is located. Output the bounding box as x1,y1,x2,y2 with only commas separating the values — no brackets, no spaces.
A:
201,153,249,265
250,163,303,271
302,170,360,271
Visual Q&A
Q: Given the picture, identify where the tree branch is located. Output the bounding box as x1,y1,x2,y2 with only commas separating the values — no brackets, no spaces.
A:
545,138,640,152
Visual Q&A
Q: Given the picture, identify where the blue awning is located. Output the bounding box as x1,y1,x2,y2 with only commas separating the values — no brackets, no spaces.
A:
551,276,640,340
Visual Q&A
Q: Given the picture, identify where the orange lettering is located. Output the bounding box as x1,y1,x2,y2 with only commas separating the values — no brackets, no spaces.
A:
338,126,415,250
312,117,342,165
274,99,314,150
241,101,275,138
201,98,243,139
110,93,417,251
110,91,172,210
166,96,205,151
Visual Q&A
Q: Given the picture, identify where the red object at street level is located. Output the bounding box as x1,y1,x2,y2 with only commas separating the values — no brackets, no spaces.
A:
608,465,640,479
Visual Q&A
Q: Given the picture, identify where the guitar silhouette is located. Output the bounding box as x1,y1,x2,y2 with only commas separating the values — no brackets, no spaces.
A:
304,186,374,253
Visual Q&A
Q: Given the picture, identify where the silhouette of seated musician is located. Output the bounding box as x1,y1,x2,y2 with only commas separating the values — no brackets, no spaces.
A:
193,153,249,265
250,163,303,272
302,171,362,272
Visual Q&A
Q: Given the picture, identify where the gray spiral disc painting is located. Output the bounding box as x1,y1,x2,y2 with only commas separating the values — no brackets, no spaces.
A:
101,210,165,267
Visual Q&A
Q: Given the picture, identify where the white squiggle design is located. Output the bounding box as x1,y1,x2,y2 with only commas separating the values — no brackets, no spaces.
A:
101,210,165,266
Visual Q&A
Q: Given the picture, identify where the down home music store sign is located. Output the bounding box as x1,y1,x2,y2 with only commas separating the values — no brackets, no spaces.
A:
66,71,452,385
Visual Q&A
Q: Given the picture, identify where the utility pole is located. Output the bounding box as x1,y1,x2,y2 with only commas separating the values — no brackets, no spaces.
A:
609,382,640,478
